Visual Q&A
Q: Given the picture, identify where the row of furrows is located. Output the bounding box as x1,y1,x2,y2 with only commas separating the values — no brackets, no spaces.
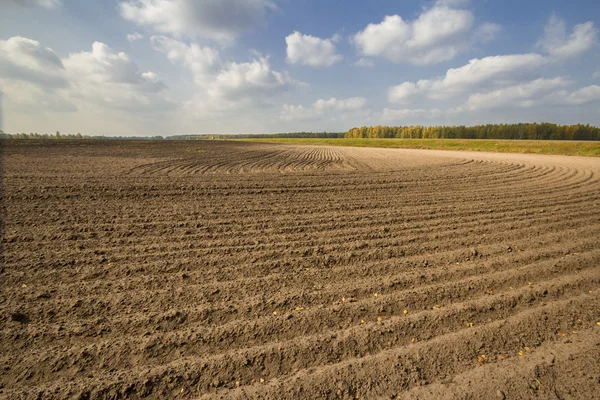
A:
4,190,598,283
229,148,316,174
4,234,595,367
4,162,597,249
213,293,600,399
8,240,599,376
121,155,536,183
3,161,589,213
5,222,597,356
3,226,598,383
6,269,599,398
124,146,352,175
4,161,597,231
4,176,596,248
4,214,598,318
24,157,491,189
399,327,600,400
3,215,597,328
124,148,489,176
3,147,599,398
11,219,597,322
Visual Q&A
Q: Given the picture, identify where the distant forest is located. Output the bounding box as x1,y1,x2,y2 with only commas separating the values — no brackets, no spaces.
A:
2,123,599,141
0,131,342,140
0,131,165,140
346,123,600,141
165,132,346,140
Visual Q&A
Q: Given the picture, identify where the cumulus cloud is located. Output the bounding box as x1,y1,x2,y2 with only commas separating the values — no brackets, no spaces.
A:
151,35,221,85
119,0,274,42
0,36,68,88
60,43,173,113
354,58,375,67
209,56,294,100
538,15,597,60
388,82,421,104
280,104,315,121
463,78,572,110
64,42,166,93
127,32,144,42
451,82,600,114
2,81,77,113
388,53,547,103
0,36,75,114
386,14,598,117
1,38,170,114
152,36,296,115
6,0,61,8
353,4,499,64
281,97,367,121
285,31,342,67
564,85,600,105
314,97,366,111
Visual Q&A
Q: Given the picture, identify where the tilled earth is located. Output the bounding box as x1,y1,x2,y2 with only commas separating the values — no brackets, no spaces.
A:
1,140,600,399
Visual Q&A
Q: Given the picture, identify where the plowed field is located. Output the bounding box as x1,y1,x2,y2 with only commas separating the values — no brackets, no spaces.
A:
1,140,600,399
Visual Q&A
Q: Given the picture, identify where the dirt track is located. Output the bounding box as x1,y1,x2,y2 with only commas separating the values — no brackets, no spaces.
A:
1,140,600,399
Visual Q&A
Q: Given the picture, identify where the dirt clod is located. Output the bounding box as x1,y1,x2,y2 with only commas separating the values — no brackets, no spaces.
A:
10,312,29,324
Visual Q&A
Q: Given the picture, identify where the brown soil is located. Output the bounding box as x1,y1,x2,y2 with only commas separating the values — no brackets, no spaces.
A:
1,140,599,399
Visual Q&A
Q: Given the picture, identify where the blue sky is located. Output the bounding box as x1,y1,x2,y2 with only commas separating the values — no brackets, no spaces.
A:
0,0,599,136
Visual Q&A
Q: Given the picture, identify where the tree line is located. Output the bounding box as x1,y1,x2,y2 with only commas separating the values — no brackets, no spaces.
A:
166,132,346,140
346,123,600,141
0,131,165,140
0,130,341,140
3,124,599,141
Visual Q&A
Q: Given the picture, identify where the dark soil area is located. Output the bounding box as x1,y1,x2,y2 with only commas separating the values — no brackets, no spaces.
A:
1,140,599,399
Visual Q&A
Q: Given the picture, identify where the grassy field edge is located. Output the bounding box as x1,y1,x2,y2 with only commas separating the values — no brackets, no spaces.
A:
236,138,600,157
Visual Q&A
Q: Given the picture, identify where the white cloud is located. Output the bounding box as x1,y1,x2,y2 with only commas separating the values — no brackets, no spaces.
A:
432,54,547,95
354,58,375,67
127,32,144,42
0,36,74,115
0,36,67,88
152,36,296,116
464,77,572,110
208,56,294,100
452,82,600,114
353,4,499,65
565,85,600,105
313,97,367,111
119,0,275,42
280,104,315,121
151,35,221,85
6,0,61,8
538,15,597,60
285,31,342,67
2,80,77,113
61,42,173,113
388,53,548,103
281,97,367,121
0,37,172,115
388,82,420,104
64,42,166,92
